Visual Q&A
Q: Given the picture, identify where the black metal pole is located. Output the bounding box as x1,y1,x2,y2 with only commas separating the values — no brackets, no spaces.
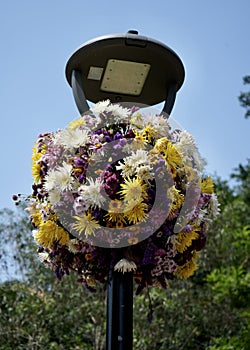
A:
106,270,133,350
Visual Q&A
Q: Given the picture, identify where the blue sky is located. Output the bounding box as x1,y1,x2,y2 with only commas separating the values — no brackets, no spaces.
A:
0,0,249,209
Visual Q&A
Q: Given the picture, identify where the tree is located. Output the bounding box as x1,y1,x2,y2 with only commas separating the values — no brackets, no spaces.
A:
238,75,250,118
0,207,106,350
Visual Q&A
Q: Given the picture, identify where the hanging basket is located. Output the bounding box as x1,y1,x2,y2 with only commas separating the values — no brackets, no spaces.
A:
23,101,219,293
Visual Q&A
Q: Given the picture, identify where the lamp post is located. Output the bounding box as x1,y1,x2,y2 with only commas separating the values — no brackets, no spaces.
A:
65,30,185,350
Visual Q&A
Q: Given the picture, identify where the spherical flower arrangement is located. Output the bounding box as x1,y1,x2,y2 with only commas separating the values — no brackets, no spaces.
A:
21,100,219,293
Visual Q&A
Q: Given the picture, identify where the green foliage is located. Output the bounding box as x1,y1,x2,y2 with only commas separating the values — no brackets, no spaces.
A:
0,278,106,350
208,321,250,350
231,160,250,203
239,75,250,118
206,265,250,308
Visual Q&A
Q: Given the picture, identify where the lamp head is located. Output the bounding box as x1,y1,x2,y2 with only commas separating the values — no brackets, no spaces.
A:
65,31,185,114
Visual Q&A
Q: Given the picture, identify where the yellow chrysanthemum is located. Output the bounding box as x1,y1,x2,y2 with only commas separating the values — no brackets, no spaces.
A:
67,117,85,130
184,166,199,182
154,137,169,154
142,125,155,143
174,251,199,279
73,212,100,238
31,143,46,183
164,142,183,169
154,138,183,173
173,227,200,253
201,176,214,194
133,130,148,143
124,200,148,224
119,177,147,203
167,186,185,219
105,200,127,223
31,211,42,228
33,220,69,248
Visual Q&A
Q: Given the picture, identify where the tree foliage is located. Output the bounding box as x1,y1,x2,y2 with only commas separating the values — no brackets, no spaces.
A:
1,161,250,349
239,75,250,118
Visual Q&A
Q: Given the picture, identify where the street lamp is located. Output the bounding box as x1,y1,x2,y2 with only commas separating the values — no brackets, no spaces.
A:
65,30,185,115
65,30,185,350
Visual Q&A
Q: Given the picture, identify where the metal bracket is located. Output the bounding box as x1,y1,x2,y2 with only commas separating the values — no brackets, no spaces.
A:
161,82,178,116
71,69,89,114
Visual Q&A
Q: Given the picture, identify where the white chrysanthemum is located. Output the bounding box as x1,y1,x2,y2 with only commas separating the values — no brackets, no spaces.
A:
176,130,206,171
116,149,150,177
55,162,73,191
177,130,196,148
44,162,73,192
91,100,111,114
48,189,61,205
207,193,220,218
105,104,130,120
151,114,170,139
114,259,137,273
129,149,149,166
43,169,58,192
54,129,90,150
78,177,105,208
140,113,170,138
